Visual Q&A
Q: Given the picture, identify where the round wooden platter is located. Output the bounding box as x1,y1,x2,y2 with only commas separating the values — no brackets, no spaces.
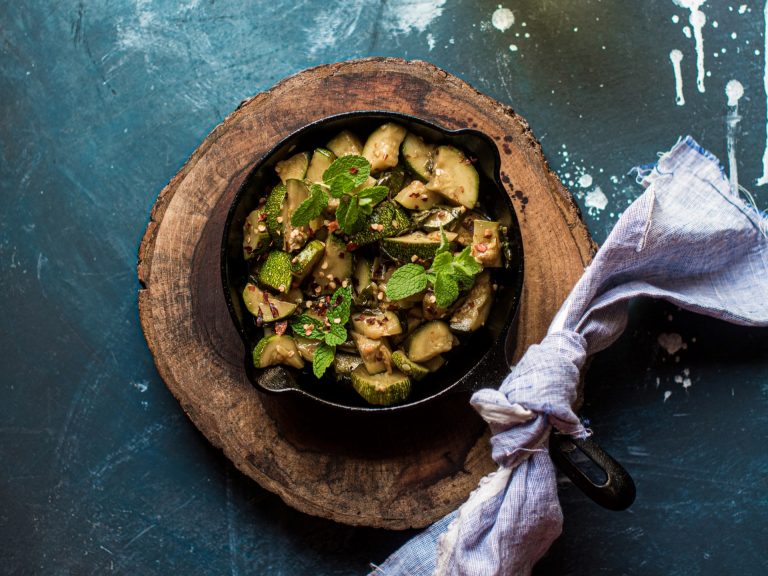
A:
137,58,595,530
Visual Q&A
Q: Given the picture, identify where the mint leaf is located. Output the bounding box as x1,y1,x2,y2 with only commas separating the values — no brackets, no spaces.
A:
436,225,452,256
327,286,352,324
434,270,459,308
323,156,370,197
430,251,453,275
312,343,335,378
337,195,364,234
291,184,328,227
385,264,428,300
357,185,388,206
454,246,483,276
290,315,325,340
325,323,347,346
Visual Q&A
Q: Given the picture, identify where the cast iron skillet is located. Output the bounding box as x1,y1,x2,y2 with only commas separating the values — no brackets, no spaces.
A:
221,111,634,510
222,111,523,411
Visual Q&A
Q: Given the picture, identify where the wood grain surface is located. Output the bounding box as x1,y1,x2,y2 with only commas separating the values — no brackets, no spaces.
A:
137,57,595,529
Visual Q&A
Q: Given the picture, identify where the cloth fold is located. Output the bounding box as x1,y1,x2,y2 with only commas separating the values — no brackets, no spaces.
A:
371,137,768,576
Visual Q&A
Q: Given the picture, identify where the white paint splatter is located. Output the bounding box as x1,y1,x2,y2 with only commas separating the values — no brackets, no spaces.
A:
683,25,692,38
758,2,768,186
726,79,744,195
670,49,685,106
663,390,673,402
674,0,707,93
36,252,48,281
427,33,436,50
492,6,515,32
578,174,593,188
682,377,692,389
509,44,518,52
658,332,685,355
672,14,680,23
585,187,608,212
739,4,747,14
382,0,446,35
131,380,149,393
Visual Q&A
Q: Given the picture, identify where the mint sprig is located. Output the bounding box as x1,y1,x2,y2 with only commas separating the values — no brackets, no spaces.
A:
291,184,328,227
322,156,370,198
312,343,335,378
385,264,428,300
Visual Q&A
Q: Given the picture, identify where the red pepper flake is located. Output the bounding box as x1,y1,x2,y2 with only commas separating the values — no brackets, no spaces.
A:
349,167,359,174
346,242,358,251
257,212,267,221
255,307,264,327
247,284,256,292
274,320,288,335
327,220,340,233
474,243,488,253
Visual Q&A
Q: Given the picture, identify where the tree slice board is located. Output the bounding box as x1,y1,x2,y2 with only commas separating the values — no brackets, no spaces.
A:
137,57,595,530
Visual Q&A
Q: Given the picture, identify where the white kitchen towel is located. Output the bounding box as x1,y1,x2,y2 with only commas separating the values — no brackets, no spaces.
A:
371,136,768,575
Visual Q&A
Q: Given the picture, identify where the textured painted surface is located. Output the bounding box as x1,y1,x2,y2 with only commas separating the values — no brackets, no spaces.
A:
1,1,766,574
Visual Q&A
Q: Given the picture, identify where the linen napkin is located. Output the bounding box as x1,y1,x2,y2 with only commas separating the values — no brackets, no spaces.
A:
370,136,768,575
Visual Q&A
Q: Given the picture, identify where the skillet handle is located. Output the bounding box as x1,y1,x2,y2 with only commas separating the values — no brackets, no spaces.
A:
549,431,636,511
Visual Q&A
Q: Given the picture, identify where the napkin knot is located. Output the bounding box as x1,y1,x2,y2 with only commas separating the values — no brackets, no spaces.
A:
470,330,589,468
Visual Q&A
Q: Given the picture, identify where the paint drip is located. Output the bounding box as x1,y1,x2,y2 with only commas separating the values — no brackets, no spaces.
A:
492,6,515,32
673,0,707,93
726,79,744,196
669,49,685,105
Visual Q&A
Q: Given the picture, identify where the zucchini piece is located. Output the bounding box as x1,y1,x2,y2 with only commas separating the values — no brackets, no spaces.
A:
425,146,480,209
252,334,305,369
400,132,435,182
294,335,320,362
275,151,310,184
326,130,363,157
394,181,443,210
375,167,406,195
423,355,445,372
381,231,458,262
333,353,364,384
391,350,429,381
310,234,352,293
350,366,411,406
283,179,320,252
264,184,287,242
352,256,375,305
351,310,403,339
351,332,392,375
406,320,453,362
348,201,410,246
450,271,493,332
422,290,451,321
362,123,407,173
242,283,297,322
291,239,325,283
471,220,503,267
243,208,271,260
258,250,293,294
413,206,466,232
455,210,483,246
305,148,336,183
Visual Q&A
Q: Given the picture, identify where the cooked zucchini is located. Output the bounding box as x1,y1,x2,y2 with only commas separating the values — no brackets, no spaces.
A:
401,132,435,182
275,151,310,183
283,179,320,252
471,220,503,267
326,130,363,157
351,332,392,375
252,334,305,369
413,206,466,232
291,239,325,283
264,184,287,242
362,123,407,172
406,321,453,362
394,181,443,211
352,256,375,305
423,355,445,372
391,350,429,381
243,283,297,322
348,201,411,246
351,310,403,339
375,167,406,195
243,208,271,260
381,231,457,262
350,366,411,406
258,250,293,294
333,353,364,384
294,335,320,361
305,148,336,183
425,145,479,209
450,271,493,332
311,234,352,293
455,210,484,246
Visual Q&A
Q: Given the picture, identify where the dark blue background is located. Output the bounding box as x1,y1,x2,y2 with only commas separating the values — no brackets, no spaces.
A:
1,1,766,574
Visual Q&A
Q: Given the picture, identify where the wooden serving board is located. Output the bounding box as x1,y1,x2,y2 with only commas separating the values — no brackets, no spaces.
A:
137,58,595,530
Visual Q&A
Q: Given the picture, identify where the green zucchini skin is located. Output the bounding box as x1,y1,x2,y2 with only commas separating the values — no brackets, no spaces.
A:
350,366,411,406
258,250,293,294
348,201,411,246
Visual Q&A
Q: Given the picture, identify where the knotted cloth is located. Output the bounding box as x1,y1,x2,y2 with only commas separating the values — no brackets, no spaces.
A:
371,137,768,575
